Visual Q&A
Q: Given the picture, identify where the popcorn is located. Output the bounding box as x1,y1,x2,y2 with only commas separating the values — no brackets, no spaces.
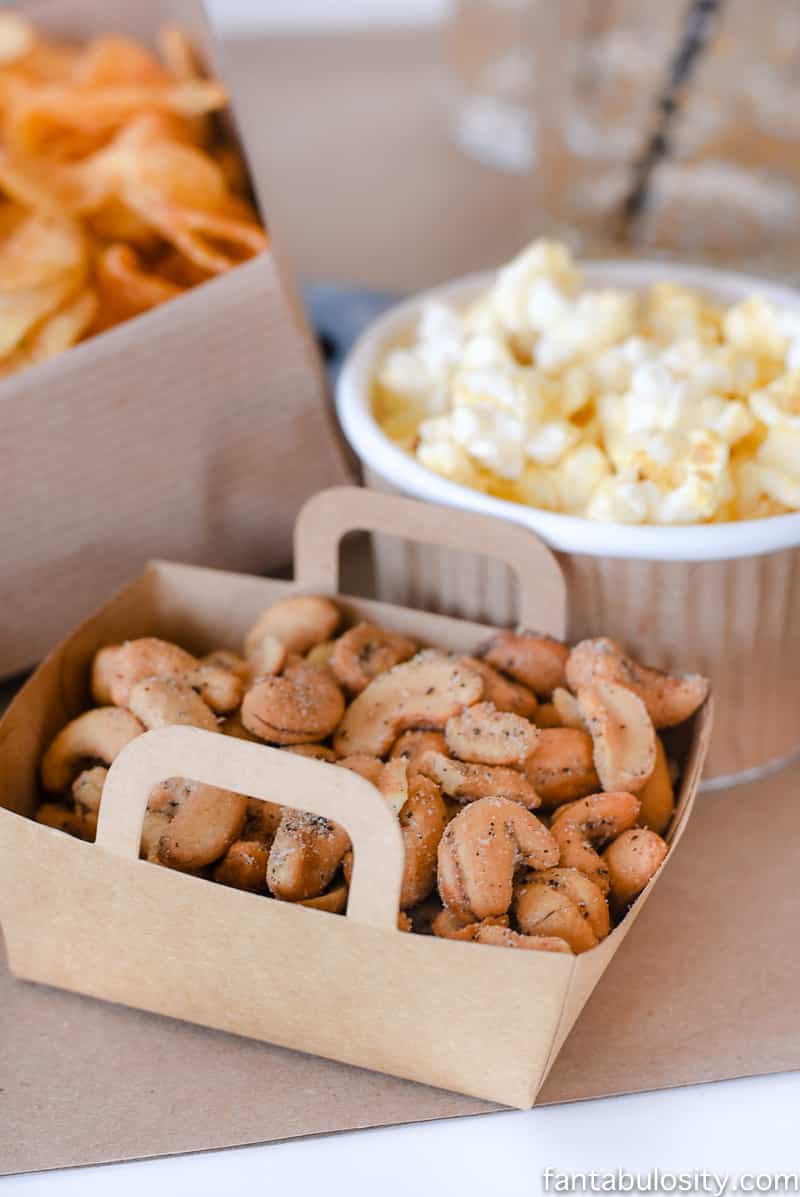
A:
749,371,800,431
653,431,733,524
490,239,579,338
525,420,580,467
553,444,612,514
750,425,800,508
643,282,721,344
723,296,800,363
536,291,637,373
417,419,485,489
586,475,659,524
373,238,800,525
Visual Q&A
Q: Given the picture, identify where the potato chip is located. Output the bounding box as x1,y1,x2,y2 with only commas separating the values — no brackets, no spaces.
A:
0,271,81,357
157,26,200,83
96,243,183,319
0,19,267,378
135,204,268,274
74,36,169,88
0,212,85,290
0,149,66,214
86,199,162,250
26,285,97,362
9,42,81,85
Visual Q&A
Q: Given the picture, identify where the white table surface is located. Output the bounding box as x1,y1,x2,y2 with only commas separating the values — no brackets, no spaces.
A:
7,1071,799,1195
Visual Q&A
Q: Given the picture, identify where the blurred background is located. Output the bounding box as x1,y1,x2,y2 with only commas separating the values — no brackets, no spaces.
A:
209,0,800,292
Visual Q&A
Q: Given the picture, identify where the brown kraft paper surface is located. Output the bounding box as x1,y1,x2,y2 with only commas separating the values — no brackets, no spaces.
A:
2,759,798,1175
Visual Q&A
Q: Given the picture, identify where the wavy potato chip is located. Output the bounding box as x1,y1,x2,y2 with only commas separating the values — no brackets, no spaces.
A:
26,285,98,362
0,16,268,377
0,270,82,356
0,212,85,289
97,243,183,321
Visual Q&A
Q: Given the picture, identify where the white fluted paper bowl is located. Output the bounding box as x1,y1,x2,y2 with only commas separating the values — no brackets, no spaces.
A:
336,260,800,784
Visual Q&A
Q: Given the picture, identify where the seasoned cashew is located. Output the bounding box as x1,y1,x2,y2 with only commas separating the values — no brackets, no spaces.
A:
445,701,538,767
523,728,600,808
243,796,284,842
209,796,283,886
41,707,144,792
637,735,675,834
533,702,561,729
248,636,287,680
333,651,483,758
460,657,538,718
151,779,248,870
566,637,709,729
128,678,218,731
330,622,417,694
140,811,171,859
245,594,341,657
306,640,335,667
604,828,668,911
90,645,120,704
36,767,109,843
221,710,262,742
213,839,270,892
390,729,448,773
478,631,569,696
267,810,350,901
397,911,413,932
201,650,251,680
337,754,384,785
378,757,409,816
242,659,345,745
418,750,540,809
296,882,349,914
432,909,509,939
437,797,559,919
577,681,656,794
397,773,448,907
433,910,572,952
514,867,609,954
107,637,242,713
516,879,601,953
341,770,446,908
552,687,584,730
71,765,108,816
35,802,97,841
285,743,339,763
550,791,641,893
469,925,573,952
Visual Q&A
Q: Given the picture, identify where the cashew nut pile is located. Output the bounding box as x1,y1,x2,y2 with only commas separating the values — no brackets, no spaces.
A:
35,599,709,956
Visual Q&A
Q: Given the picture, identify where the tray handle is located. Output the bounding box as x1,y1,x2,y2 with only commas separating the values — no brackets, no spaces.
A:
293,486,567,638
95,727,405,932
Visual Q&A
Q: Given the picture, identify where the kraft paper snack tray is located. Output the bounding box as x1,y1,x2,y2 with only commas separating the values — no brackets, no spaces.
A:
0,487,711,1110
0,0,351,681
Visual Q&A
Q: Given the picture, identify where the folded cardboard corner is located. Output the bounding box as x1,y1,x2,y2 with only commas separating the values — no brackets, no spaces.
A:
0,488,711,1112
1,0,352,679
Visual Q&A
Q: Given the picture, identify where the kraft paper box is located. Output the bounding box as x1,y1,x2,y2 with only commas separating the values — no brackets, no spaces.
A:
0,487,711,1111
0,0,351,680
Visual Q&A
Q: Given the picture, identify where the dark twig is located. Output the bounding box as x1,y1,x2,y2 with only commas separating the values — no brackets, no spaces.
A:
618,0,725,242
